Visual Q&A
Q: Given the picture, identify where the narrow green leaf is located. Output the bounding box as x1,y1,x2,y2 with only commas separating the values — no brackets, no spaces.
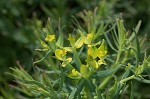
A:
20,68,34,80
95,22,105,39
85,79,95,92
23,80,52,94
34,50,51,64
71,16,85,32
96,87,103,99
43,73,55,94
130,82,134,99
69,79,85,99
126,20,141,45
73,49,82,70
95,64,121,78
104,30,118,52
56,33,63,47
112,82,122,99
111,30,119,49
135,20,142,34
9,67,33,81
122,70,130,79
46,18,55,35
116,19,126,48
56,24,64,47
68,88,78,99
135,77,150,84
58,69,65,92
133,30,140,67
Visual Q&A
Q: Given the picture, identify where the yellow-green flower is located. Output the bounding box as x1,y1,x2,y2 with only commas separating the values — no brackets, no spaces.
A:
40,41,49,49
98,59,106,65
97,40,107,59
87,33,93,40
97,50,107,59
86,59,99,69
72,69,80,76
68,32,94,49
68,33,84,49
80,34,88,44
87,46,98,59
87,39,108,59
62,58,72,67
55,49,72,67
55,49,67,60
80,64,90,78
74,37,84,48
63,47,72,52
87,38,108,59
91,60,99,68
86,33,94,44
66,58,72,62
68,34,75,47
45,34,55,42
74,33,94,48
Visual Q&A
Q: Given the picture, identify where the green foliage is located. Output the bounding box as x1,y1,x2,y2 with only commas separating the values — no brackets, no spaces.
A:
8,8,150,98
0,0,150,98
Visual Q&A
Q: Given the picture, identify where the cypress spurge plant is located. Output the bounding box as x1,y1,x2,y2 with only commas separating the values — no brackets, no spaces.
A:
8,10,150,99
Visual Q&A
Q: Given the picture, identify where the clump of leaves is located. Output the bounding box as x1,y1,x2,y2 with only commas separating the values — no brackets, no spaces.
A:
8,9,150,99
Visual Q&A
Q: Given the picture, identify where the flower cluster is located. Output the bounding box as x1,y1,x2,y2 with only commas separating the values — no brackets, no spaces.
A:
39,31,107,79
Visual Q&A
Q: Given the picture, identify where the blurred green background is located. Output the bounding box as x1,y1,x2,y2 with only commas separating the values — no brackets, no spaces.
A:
0,0,150,98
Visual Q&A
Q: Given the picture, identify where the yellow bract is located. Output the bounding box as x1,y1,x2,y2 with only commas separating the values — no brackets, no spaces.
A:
97,50,107,59
62,58,72,67
68,34,75,47
90,60,99,68
66,58,72,62
80,64,89,78
55,49,67,60
87,33,93,44
68,32,94,49
87,33,93,39
81,33,94,45
45,34,55,42
40,41,49,49
55,49,72,67
87,40,107,59
86,41,107,69
98,59,106,65
74,37,84,48
97,40,107,59
72,69,80,76
88,46,98,59
63,47,72,52
81,34,88,44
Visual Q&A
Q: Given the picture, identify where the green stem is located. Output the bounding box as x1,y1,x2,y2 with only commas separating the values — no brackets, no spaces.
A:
115,50,122,65
98,76,112,90
98,50,122,90
120,75,135,83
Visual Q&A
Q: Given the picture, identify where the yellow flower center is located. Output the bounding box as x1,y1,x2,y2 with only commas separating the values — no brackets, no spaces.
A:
87,33,93,40
66,58,72,62
97,50,107,59
72,69,79,76
55,49,67,60
45,35,55,42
